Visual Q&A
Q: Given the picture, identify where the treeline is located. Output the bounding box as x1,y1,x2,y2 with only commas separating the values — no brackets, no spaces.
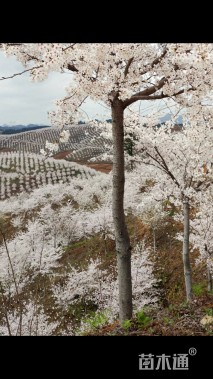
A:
2,125,52,135
72,119,112,124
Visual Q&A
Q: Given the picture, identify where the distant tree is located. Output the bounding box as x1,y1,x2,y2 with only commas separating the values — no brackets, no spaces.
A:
2,125,51,134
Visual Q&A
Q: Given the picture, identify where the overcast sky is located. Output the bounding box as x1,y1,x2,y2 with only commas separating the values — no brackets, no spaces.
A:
0,50,169,126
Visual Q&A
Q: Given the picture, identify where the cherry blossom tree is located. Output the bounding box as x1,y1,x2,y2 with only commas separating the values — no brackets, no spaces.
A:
123,116,213,301
183,189,213,292
0,300,59,336
1,43,213,322
137,196,169,253
52,242,161,335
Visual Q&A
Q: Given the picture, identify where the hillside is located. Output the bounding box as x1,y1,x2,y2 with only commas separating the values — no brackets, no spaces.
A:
0,151,102,200
1,125,52,135
0,149,213,336
0,124,112,160
0,124,51,130
0,121,213,336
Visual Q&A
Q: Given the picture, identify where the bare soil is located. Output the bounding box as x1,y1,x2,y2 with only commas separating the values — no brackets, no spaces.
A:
76,161,113,174
85,297,213,336
53,151,73,159
53,151,113,174
0,149,113,174
0,148,14,153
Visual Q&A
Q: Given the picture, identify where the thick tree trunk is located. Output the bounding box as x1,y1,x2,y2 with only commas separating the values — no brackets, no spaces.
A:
182,196,193,301
111,98,132,325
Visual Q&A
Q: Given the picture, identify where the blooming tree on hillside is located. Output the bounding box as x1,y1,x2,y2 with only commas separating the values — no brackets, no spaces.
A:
126,117,213,300
137,196,169,253
1,43,213,322
182,189,213,292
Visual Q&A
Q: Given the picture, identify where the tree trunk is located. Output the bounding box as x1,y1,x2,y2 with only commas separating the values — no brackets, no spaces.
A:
111,98,132,325
204,246,212,292
153,228,156,253
103,233,107,257
207,266,212,292
182,196,193,301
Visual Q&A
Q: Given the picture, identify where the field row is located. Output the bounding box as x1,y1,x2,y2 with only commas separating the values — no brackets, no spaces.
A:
0,124,112,160
0,151,102,200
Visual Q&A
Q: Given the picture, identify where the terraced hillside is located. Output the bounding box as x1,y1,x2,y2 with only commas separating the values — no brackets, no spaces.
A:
0,124,112,161
0,151,103,200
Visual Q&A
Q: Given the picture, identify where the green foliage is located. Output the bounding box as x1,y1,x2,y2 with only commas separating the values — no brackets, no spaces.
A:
165,304,174,311
84,310,110,329
122,319,133,330
204,307,213,316
71,239,92,248
162,316,169,323
168,210,175,217
205,325,213,335
136,310,152,328
192,283,203,296
124,131,138,156
124,138,134,156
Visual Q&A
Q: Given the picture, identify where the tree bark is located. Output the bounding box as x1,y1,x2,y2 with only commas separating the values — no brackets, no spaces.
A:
207,266,212,292
204,246,212,292
182,196,193,301
153,228,156,253
111,97,132,324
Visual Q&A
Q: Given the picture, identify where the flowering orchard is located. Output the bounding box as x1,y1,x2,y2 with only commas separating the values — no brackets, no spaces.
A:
98,111,213,301
1,43,213,324
0,151,100,200
0,164,161,335
0,124,112,160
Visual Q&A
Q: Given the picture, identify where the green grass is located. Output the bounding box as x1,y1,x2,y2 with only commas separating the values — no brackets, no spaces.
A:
136,310,153,328
192,283,203,296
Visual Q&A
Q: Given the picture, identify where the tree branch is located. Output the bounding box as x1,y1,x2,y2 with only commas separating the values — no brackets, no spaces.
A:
123,77,167,108
124,57,134,77
154,146,180,187
123,86,196,109
0,65,43,81
67,63,78,72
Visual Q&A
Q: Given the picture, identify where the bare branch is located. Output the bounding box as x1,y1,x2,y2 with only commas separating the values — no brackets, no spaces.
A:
154,146,180,187
0,65,43,81
138,45,168,76
62,43,77,52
